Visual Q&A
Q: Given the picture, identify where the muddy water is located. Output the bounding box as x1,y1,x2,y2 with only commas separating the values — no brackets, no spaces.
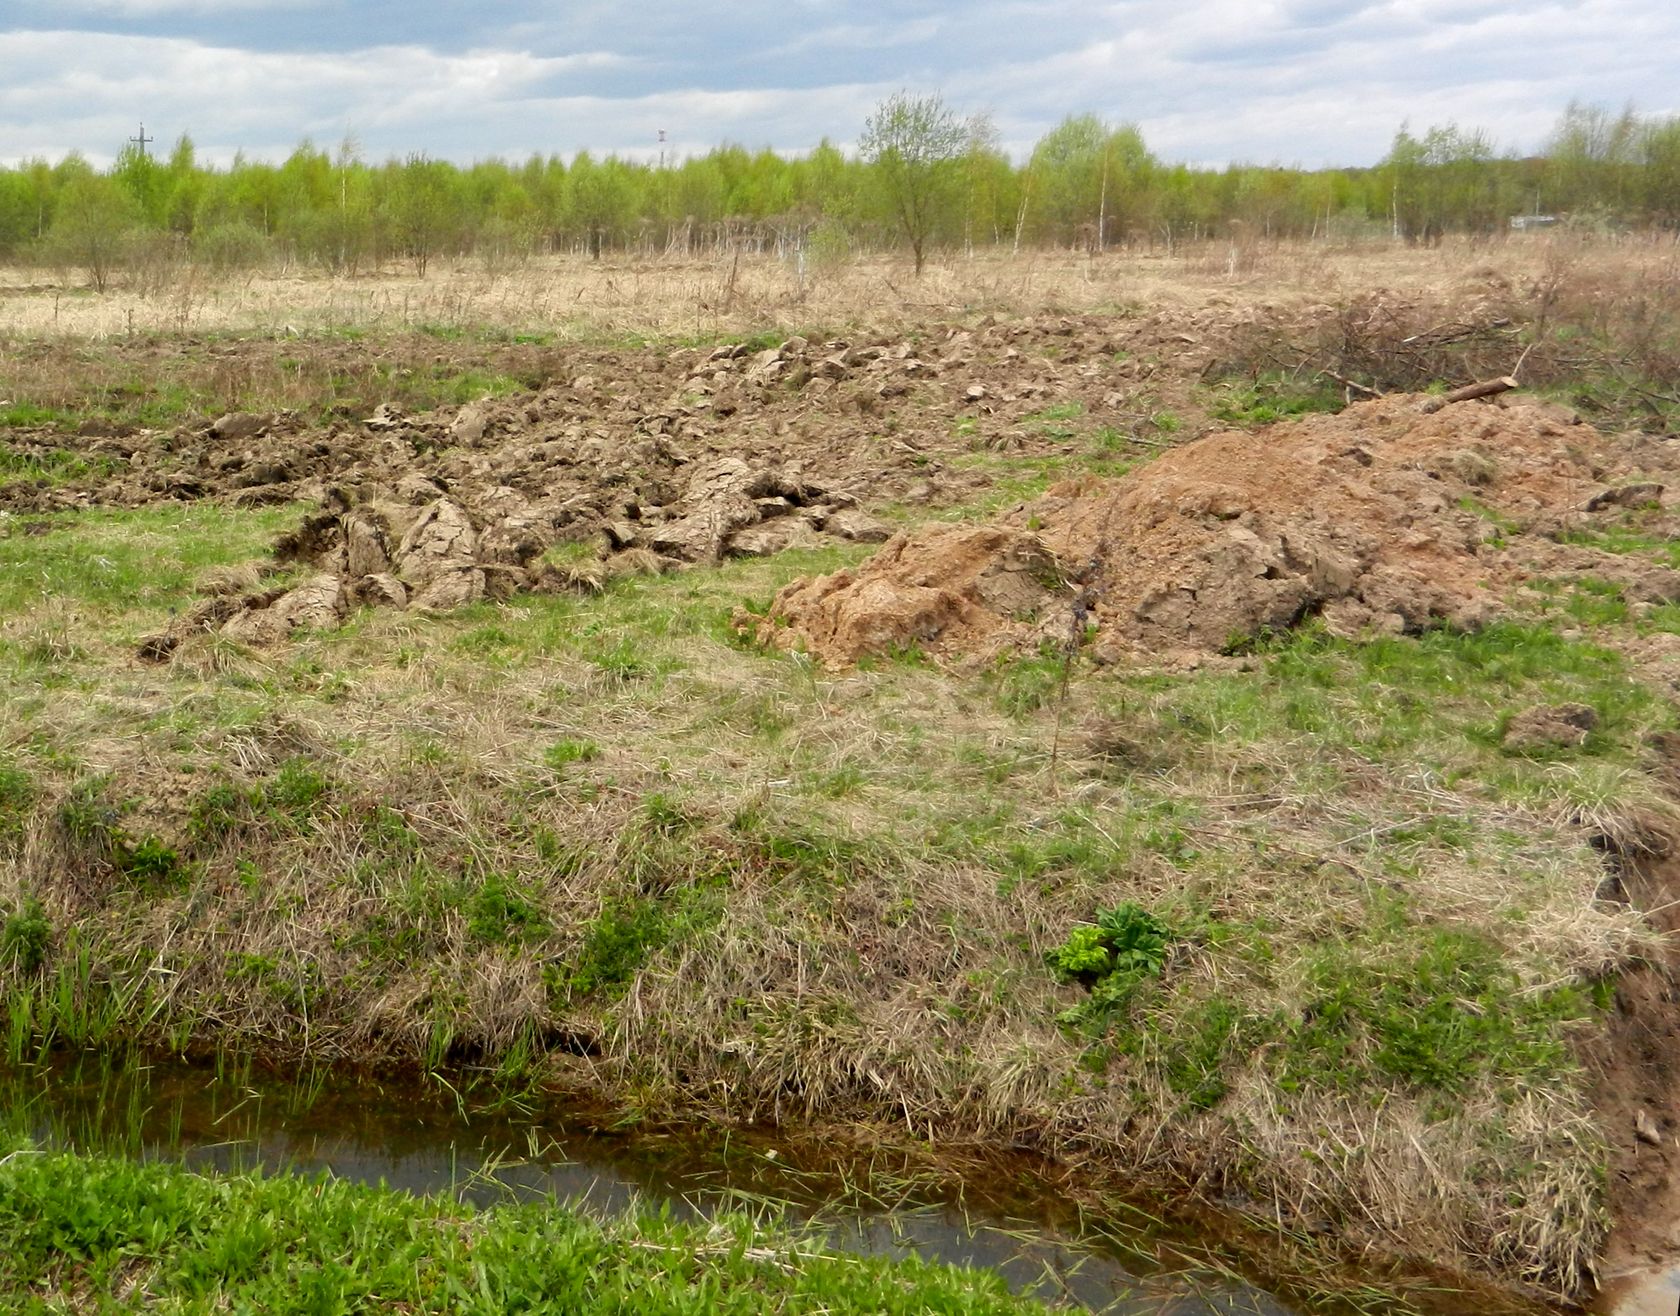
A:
0,1053,1294,1315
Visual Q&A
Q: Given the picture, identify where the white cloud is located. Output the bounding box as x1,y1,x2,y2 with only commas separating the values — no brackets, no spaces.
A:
943,0,1679,165
38,0,317,14
766,18,944,58
0,29,886,165
0,1,1676,169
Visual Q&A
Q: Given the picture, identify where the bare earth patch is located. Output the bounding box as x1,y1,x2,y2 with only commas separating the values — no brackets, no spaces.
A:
755,393,1680,669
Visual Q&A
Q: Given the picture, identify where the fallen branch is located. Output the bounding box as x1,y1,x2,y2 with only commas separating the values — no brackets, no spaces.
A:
1511,340,1536,381
1419,375,1519,415
1631,383,1680,408
1317,369,1383,399
1402,317,1513,347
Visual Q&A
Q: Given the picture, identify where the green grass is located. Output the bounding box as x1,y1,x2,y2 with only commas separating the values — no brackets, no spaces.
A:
1013,619,1668,1115
1221,620,1663,765
1271,928,1601,1096
426,366,525,407
1021,401,1085,439
939,451,1135,518
1554,521,1680,571
0,504,1664,1302
544,738,601,771
0,333,542,433
0,759,32,850
1527,576,1631,628
1210,372,1346,427
465,871,550,947
0,441,120,486
189,757,336,843
0,402,68,428
562,879,725,1001
948,397,1174,481
1457,495,1522,547
0,898,51,973
0,503,306,623
985,645,1071,717
0,1139,1049,1316
1557,374,1680,439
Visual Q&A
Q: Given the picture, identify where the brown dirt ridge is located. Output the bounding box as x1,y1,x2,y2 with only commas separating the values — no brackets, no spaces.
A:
1,309,1244,520
752,392,1680,669
0,312,1265,654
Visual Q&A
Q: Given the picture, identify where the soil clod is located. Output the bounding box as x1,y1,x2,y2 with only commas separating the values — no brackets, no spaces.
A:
1505,703,1601,754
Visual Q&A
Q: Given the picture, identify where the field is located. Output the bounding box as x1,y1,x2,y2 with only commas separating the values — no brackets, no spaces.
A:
3,233,1680,1313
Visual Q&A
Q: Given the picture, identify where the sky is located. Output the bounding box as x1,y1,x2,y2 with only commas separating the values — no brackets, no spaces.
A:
0,0,1674,171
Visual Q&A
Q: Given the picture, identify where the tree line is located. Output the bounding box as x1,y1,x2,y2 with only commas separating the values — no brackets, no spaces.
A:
1,98,1676,286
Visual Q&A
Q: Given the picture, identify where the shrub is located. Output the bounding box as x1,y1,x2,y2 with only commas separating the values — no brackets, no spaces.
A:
1050,902,1176,1032
1,898,51,973
192,221,273,274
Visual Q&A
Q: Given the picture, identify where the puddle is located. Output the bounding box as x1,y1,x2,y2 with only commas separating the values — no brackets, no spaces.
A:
0,1052,1295,1315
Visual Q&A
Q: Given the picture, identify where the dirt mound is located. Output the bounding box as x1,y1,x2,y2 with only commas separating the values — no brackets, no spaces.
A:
139,453,882,653
758,527,1064,667
76,313,1250,654
4,312,1240,520
752,393,1680,668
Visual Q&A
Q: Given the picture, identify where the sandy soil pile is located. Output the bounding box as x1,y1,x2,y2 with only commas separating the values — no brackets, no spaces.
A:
753,394,1680,667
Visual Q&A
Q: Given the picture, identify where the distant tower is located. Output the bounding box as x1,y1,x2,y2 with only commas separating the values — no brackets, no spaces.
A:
658,128,667,171
129,123,154,159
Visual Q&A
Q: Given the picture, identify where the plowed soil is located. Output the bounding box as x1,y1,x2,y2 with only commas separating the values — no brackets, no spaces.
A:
0,312,1274,653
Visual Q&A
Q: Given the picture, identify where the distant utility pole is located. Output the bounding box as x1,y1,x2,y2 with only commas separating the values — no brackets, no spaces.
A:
656,130,670,254
129,123,154,159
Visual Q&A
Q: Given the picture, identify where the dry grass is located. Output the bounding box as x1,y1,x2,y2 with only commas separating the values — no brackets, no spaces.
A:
1205,235,1680,436
3,232,1671,345
1,526,1670,1305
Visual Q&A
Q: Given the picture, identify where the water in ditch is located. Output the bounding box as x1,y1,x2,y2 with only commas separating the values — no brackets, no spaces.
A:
0,1050,1307,1315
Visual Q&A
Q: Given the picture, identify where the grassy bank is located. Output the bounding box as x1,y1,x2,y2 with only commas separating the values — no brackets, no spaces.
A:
1,483,1672,1304
0,1136,1048,1314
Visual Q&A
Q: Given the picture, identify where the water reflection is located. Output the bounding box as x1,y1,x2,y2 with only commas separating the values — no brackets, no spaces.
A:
1,1054,1293,1315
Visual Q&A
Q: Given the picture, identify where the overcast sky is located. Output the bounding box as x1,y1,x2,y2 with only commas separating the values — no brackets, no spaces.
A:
1,1,1674,171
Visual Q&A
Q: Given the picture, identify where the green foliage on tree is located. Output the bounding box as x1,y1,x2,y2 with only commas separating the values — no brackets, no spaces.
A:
1381,123,1509,239
1547,100,1642,216
1642,117,1680,227
0,170,35,254
384,154,461,275
565,152,636,259
3,97,1679,283
161,136,206,235
858,91,969,275
111,142,168,228
40,164,141,291
1026,115,1155,249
